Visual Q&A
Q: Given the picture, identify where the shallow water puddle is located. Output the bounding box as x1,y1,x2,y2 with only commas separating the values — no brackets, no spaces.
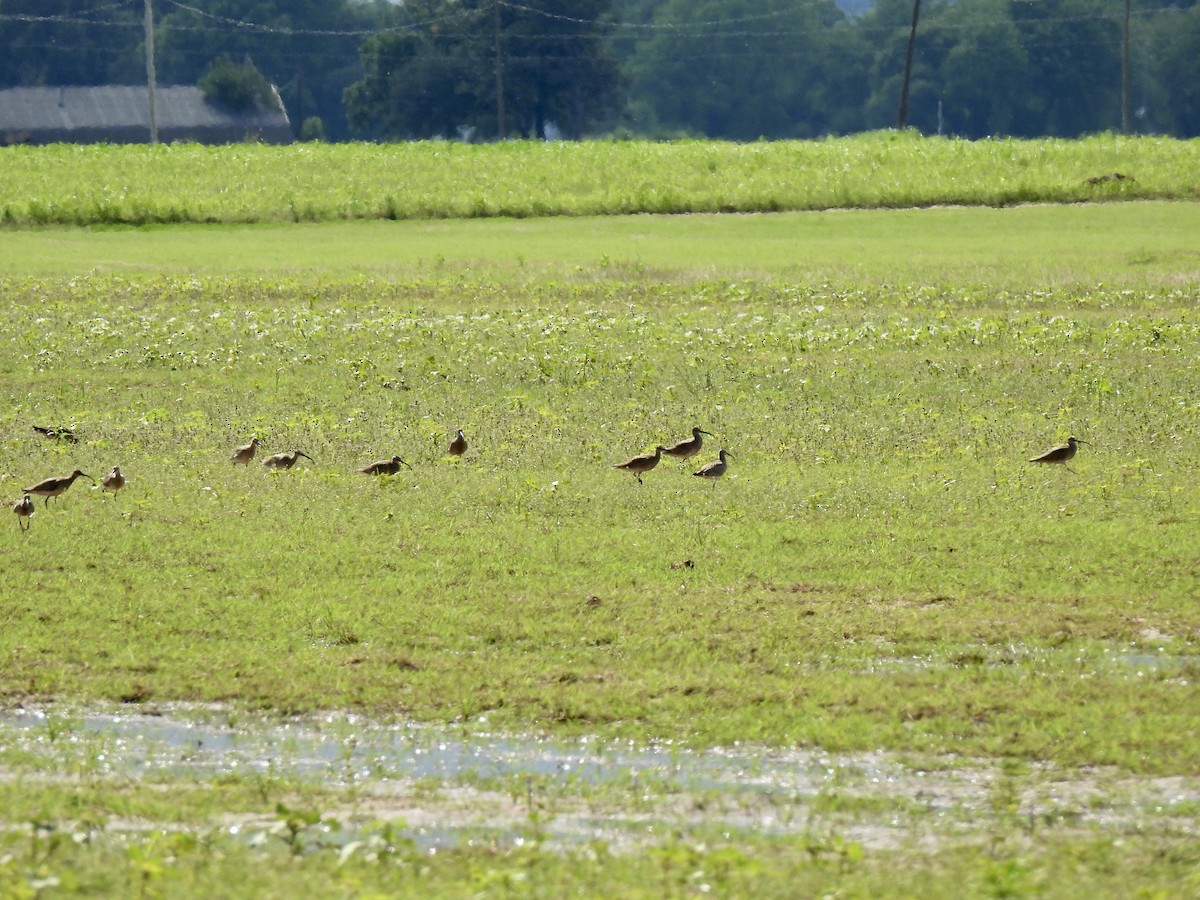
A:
2,705,1197,851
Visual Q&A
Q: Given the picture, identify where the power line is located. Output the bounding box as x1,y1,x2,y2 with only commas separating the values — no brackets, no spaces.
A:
159,0,476,37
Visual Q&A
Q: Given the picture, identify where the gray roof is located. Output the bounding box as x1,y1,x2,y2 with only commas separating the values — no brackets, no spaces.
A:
0,84,292,145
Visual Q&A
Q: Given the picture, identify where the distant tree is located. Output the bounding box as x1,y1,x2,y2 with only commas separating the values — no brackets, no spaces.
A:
1146,4,1200,135
1008,0,1122,135
626,0,859,139
860,0,947,132
199,56,278,111
0,0,142,87
935,0,1028,137
345,0,622,140
860,0,1124,138
345,7,481,139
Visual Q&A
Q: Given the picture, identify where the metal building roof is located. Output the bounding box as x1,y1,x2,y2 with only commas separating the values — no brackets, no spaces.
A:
0,84,292,145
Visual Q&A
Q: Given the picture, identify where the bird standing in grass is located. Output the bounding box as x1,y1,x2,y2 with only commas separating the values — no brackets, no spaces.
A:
663,427,713,461
614,446,666,485
25,469,94,506
1029,436,1087,472
262,450,313,470
447,429,468,457
231,438,261,465
100,466,126,494
13,494,33,531
32,424,78,443
360,455,412,476
693,449,732,480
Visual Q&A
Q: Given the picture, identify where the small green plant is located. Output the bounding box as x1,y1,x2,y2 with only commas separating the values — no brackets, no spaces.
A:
298,117,325,142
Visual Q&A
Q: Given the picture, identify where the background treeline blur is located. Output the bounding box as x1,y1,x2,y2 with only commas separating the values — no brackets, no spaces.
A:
2,0,1197,142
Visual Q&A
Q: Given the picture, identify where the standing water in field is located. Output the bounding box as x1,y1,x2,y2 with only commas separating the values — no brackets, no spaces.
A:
2,704,1197,852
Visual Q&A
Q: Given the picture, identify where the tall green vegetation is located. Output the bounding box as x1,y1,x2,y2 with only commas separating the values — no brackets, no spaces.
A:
0,134,1191,227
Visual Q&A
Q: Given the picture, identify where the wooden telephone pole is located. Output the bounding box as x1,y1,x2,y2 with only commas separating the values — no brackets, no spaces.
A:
144,0,159,143
1121,0,1131,134
897,0,922,128
494,0,506,139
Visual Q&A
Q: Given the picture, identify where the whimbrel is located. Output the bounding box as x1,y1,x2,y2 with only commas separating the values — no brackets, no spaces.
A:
230,438,261,465
693,449,732,479
1029,436,1087,471
24,469,94,506
663,427,713,460
100,466,125,493
359,456,412,476
448,429,468,457
262,450,313,470
32,424,78,443
614,446,666,485
13,494,33,531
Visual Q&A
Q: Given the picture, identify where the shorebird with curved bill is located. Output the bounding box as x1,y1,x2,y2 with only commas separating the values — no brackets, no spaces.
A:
1029,436,1088,472
262,450,313,471
24,469,94,507
693,449,732,480
32,424,79,443
230,438,261,465
663,426,713,461
359,455,412,476
13,494,33,531
614,446,666,485
100,466,126,494
447,429,468,457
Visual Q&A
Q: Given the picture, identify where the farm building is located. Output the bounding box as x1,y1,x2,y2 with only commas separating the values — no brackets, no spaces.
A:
0,85,292,146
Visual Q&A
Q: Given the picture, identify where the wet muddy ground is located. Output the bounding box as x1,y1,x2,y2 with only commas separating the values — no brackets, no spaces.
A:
2,705,1197,853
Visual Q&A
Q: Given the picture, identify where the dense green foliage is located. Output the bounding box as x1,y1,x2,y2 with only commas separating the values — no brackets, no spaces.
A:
3,0,1200,139
0,133,1194,227
197,56,278,112
346,0,622,140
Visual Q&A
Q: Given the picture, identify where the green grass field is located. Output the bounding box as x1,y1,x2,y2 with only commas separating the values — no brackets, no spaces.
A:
0,137,1198,896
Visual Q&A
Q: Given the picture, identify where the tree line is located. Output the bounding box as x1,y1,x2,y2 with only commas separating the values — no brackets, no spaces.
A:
1,0,1197,140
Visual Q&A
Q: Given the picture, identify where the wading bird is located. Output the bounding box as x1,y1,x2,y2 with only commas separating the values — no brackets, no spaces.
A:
13,494,33,531
100,466,125,494
663,427,713,461
1029,436,1088,472
359,456,412,476
32,424,78,443
230,438,261,465
262,450,314,470
24,469,94,507
447,429,468,457
693,449,732,480
614,446,666,485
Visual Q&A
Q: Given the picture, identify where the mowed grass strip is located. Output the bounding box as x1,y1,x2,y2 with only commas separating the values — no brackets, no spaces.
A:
3,202,1199,289
1,273,1197,774
0,132,1197,226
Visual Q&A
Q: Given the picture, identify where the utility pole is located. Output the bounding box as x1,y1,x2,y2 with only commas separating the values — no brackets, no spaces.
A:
1121,0,1131,134
897,0,921,129
493,0,506,139
144,0,159,143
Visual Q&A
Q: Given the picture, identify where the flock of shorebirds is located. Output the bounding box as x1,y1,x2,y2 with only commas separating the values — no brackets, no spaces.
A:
11,424,1086,532
9,424,739,532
